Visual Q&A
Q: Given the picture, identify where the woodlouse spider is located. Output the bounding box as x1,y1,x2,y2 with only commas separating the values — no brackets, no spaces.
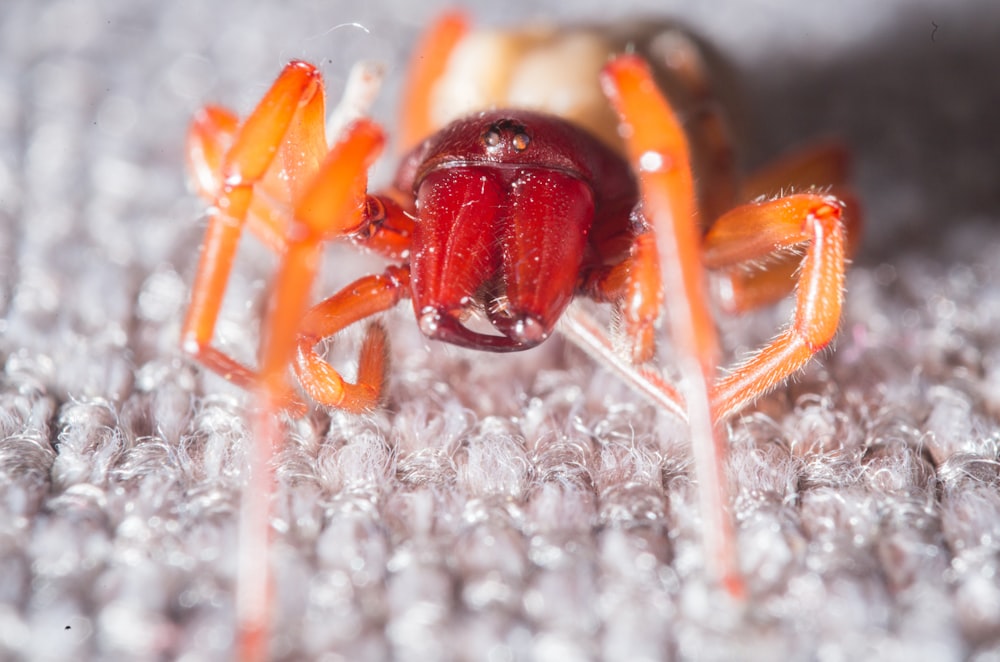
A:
182,13,859,656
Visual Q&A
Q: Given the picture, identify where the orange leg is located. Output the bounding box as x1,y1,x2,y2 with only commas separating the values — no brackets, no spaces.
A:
601,55,741,597
578,227,662,365
703,194,847,419
182,61,327,396
255,118,387,399
183,61,391,403
186,105,239,202
186,64,386,257
622,228,665,364
187,104,294,253
715,141,861,314
293,265,411,412
397,11,469,151
183,61,390,659
238,115,386,662
182,61,327,662
647,28,739,225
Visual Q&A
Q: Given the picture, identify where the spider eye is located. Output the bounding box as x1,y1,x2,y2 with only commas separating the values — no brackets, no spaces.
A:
482,128,502,147
482,120,531,152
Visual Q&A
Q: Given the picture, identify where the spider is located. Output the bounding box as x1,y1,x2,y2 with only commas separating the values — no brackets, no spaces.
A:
183,14,857,419
180,12,858,655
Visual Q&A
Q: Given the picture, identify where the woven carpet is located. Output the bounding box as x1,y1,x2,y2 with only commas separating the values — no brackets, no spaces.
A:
2,0,1000,660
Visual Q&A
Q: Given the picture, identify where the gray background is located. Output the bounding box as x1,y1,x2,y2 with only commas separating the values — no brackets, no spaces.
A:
2,0,1000,660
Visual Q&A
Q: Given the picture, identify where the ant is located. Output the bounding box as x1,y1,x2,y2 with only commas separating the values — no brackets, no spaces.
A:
181,12,858,658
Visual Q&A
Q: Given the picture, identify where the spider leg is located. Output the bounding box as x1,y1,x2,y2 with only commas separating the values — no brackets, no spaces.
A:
182,61,327,402
563,237,687,420
183,60,394,404
186,105,239,202
575,224,661,365
703,193,847,419
240,112,387,662
716,141,863,314
711,142,861,314
187,105,295,253
397,10,469,152
256,119,386,395
328,61,386,139
648,27,739,226
184,61,333,662
559,304,688,421
187,63,386,256
292,265,411,412
601,55,742,596
562,234,681,417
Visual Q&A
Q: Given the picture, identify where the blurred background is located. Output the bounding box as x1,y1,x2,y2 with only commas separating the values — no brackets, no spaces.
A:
2,0,1000,659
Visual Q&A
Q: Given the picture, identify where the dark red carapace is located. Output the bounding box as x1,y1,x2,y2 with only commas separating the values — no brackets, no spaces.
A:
401,110,637,351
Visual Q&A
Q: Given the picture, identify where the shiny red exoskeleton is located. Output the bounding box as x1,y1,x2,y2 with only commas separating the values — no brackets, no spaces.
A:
181,12,860,656
402,110,638,351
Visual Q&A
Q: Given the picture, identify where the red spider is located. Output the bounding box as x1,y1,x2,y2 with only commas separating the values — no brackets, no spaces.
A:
181,12,858,656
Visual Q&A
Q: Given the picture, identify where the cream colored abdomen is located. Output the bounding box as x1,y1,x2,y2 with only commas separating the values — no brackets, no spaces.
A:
427,26,624,151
